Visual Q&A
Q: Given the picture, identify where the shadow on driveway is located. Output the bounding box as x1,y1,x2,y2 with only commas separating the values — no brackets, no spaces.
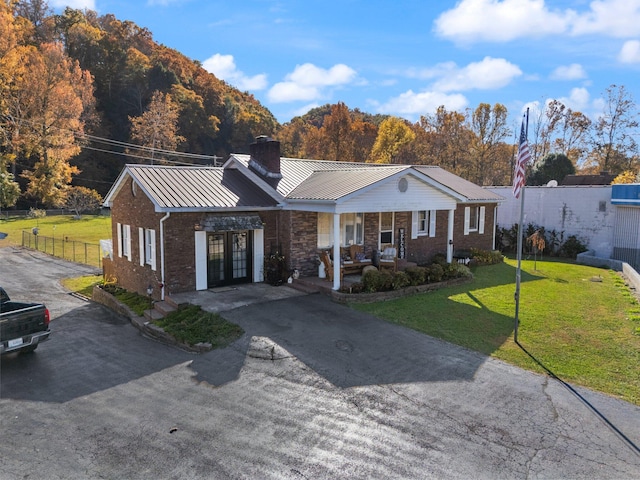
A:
191,293,488,389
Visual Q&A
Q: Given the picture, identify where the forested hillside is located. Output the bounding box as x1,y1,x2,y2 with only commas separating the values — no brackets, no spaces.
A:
0,0,638,211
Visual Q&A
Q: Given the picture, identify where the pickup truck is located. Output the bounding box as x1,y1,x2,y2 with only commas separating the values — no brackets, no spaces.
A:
0,286,50,354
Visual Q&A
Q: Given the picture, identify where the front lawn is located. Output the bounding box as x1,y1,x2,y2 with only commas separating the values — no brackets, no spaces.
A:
354,258,640,405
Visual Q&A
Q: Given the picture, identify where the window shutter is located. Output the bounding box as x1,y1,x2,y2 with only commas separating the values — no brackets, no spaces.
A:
125,225,132,261
479,206,486,234
139,227,144,266
411,211,418,239
117,223,122,258
150,229,156,271
464,207,470,236
429,210,437,237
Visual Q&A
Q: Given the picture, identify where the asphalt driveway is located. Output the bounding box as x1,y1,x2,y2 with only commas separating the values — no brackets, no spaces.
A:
1,246,639,479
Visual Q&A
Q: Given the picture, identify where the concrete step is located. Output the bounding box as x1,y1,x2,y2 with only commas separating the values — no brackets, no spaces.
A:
143,308,164,322
154,300,177,316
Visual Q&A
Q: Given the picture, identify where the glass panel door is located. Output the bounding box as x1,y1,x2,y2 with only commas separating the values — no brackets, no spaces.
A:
207,234,225,287
232,232,248,280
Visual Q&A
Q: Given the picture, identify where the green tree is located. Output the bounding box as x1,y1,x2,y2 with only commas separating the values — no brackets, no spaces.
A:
527,153,576,185
0,164,21,211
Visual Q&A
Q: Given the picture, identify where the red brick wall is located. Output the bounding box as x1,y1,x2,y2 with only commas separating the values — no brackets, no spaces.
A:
111,174,497,293
110,176,165,300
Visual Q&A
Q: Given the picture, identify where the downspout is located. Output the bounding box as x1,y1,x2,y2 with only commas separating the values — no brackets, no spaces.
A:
447,209,455,263
159,212,170,301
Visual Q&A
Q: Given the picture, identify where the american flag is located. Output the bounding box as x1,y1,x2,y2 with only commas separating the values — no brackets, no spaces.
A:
512,116,530,199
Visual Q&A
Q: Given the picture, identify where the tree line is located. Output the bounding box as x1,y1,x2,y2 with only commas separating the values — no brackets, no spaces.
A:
1,0,639,213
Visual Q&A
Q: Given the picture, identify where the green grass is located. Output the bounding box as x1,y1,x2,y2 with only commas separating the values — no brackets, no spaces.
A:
354,257,640,405
61,274,103,298
0,214,112,246
155,304,244,348
0,214,112,267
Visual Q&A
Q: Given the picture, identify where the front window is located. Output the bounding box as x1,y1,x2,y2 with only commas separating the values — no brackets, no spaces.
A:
468,207,479,232
418,211,429,234
380,212,394,247
317,212,364,248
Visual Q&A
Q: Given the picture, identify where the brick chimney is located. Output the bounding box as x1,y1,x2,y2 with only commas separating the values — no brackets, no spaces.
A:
249,136,282,180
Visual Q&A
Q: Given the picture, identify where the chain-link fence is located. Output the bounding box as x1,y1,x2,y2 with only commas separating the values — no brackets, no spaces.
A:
22,230,103,268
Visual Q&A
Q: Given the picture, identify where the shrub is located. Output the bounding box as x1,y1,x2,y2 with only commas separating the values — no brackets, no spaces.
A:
405,266,426,286
470,248,504,265
392,271,411,290
560,235,588,259
444,263,473,280
28,208,46,218
431,253,448,267
378,269,394,291
425,263,444,283
362,269,382,293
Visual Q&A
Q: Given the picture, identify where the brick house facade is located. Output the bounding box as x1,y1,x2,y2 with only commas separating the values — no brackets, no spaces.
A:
103,137,503,298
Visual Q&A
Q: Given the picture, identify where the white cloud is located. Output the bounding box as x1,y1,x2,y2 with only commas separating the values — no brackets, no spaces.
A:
431,57,522,91
202,54,267,91
50,0,95,8
570,0,640,37
376,90,468,116
550,63,587,80
267,63,357,103
556,87,591,111
434,0,640,43
434,0,568,43
618,40,640,63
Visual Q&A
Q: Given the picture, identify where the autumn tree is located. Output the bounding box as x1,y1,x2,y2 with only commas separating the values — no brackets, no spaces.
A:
128,90,184,164
591,85,639,175
468,103,510,185
417,106,472,174
368,117,415,164
611,170,639,184
64,185,102,217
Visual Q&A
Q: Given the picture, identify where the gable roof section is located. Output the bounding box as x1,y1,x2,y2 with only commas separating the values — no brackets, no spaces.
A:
413,166,505,202
287,166,408,200
231,154,504,203
103,165,280,211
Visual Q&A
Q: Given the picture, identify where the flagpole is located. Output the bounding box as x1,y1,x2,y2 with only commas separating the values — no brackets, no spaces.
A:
514,108,529,345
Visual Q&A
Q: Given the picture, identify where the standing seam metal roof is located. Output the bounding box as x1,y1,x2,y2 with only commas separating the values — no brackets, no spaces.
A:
126,165,279,209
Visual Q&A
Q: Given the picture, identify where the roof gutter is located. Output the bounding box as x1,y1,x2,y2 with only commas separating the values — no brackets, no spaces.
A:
159,212,170,301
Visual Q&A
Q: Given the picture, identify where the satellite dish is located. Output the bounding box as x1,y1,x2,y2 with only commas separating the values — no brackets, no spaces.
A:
546,180,558,187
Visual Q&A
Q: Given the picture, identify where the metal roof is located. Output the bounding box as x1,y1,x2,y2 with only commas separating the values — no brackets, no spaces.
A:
125,165,279,210
413,166,505,202
232,155,503,203
287,167,408,200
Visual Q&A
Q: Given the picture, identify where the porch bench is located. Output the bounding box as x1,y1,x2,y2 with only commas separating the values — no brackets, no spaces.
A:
342,259,372,275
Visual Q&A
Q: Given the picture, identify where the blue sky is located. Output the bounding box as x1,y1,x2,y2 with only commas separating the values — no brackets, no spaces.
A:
52,0,640,128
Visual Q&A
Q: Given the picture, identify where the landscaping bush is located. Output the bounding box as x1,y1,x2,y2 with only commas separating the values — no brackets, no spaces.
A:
362,269,382,293
443,262,473,280
405,266,426,286
560,235,588,259
101,284,151,316
431,253,448,267
425,263,444,283
392,271,411,290
470,248,504,265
